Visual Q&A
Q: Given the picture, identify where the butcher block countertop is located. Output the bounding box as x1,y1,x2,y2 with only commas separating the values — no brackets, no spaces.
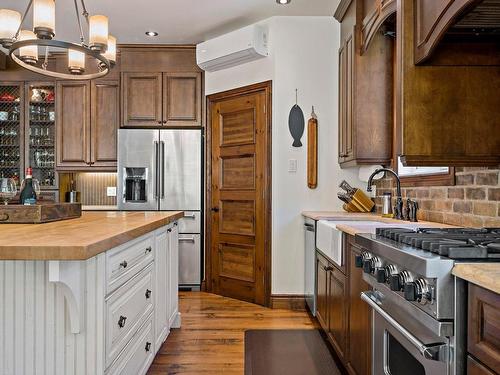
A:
452,264,500,295
0,211,183,260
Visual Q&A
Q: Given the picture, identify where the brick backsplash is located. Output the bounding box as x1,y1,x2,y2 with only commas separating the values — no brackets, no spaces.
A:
373,167,500,227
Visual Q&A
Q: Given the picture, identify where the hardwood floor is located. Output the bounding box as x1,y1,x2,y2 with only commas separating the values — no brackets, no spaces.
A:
148,292,319,374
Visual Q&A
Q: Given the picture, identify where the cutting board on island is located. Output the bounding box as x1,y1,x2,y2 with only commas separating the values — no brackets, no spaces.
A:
0,202,82,224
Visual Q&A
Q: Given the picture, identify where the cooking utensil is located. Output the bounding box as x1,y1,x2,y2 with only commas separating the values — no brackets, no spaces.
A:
307,107,318,189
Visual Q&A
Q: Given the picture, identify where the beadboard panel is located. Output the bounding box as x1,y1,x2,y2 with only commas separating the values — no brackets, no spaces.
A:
0,256,106,375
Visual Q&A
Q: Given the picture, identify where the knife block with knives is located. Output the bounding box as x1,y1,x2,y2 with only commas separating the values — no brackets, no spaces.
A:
338,180,375,213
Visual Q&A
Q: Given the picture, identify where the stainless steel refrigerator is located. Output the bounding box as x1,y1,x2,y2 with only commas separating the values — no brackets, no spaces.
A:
117,129,203,289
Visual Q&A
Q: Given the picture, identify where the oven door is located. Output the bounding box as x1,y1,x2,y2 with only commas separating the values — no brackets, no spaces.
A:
362,291,451,375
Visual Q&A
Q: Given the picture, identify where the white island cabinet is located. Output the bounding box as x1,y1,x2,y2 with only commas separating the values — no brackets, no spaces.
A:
0,212,181,375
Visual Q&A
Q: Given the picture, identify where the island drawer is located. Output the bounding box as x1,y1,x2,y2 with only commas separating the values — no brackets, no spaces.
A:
106,314,155,375
106,233,155,294
106,264,155,368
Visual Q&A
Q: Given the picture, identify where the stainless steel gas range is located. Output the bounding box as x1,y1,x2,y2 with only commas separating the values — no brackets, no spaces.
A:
355,227,500,375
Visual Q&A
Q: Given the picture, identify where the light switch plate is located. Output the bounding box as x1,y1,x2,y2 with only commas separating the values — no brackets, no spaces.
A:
288,159,297,173
107,186,117,197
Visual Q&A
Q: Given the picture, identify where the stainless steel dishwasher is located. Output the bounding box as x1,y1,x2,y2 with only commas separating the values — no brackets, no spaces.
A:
304,218,316,315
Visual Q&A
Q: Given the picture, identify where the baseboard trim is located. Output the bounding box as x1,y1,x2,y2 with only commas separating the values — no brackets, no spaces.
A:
270,294,307,311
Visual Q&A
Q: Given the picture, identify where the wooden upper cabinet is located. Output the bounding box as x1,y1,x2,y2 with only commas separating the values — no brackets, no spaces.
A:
122,71,203,128
57,80,119,171
414,0,481,63
56,81,91,168
91,80,119,168
335,0,394,168
398,0,500,166
163,72,202,127
121,72,163,127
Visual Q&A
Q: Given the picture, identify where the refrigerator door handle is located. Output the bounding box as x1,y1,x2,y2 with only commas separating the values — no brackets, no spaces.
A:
154,141,159,199
160,140,165,199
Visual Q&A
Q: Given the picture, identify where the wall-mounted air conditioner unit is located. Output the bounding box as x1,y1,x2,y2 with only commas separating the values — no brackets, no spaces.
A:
196,25,268,72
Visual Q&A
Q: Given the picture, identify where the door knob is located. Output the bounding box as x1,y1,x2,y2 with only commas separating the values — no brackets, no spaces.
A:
211,207,219,212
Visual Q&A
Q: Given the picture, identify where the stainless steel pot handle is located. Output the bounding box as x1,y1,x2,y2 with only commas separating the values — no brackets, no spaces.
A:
361,291,448,362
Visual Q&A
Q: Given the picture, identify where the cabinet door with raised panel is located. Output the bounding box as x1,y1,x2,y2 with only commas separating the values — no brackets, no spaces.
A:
338,34,354,164
91,80,119,169
154,226,169,351
163,72,202,127
347,239,372,375
56,81,91,168
168,222,180,328
122,73,162,127
316,252,329,330
328,267,347,359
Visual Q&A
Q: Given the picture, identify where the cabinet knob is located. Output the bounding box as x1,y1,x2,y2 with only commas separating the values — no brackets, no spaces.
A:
157,121,162,124
324,265,334,272
145,289,152,299
119,260,128,269
167,228,172,233
145,246,152,254
145,342,152,352
118,315,127,328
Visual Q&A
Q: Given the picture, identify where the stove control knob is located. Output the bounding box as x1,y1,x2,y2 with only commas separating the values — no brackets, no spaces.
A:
404,282,418,301
389,274,402,291
375,267,386,283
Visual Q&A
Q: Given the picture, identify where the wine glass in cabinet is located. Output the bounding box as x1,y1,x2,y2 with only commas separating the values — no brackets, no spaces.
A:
0,83,24,190
25,83,58,191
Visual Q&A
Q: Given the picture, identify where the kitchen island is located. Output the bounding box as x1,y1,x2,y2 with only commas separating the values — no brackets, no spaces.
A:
0,211,183,375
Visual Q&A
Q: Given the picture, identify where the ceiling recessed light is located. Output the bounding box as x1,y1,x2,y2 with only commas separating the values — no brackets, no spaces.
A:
276,0,291,4
145,31,158,37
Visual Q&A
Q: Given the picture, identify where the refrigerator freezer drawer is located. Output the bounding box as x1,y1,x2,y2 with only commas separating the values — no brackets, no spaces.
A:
178,234,201,285
177,211,201,233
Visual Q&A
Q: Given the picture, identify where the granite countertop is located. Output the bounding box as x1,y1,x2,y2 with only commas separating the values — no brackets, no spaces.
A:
0,211,183,260
452,264,500,294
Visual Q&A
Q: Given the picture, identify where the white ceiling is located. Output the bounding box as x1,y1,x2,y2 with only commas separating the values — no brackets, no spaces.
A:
2,0,338,44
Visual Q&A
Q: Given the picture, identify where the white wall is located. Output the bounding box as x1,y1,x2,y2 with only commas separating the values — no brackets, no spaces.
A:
205,16,363,295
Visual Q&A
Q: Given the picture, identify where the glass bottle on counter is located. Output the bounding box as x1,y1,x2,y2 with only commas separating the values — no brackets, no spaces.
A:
20,167,37,205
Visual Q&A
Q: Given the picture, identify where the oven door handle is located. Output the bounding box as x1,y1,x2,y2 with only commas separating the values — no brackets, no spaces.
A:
361,291,448,362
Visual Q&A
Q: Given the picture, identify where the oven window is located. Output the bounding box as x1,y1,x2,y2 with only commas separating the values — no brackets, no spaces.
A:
387,333,425,375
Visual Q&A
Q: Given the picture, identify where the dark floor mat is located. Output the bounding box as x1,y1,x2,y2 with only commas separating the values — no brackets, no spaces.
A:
245,329,342,375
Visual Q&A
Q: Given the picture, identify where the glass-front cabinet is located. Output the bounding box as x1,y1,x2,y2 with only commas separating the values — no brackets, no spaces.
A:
0,82,58,198
0,83,23,187
26,83,57,190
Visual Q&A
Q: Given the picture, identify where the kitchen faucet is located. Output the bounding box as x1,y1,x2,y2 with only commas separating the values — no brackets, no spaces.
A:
367,168,404,220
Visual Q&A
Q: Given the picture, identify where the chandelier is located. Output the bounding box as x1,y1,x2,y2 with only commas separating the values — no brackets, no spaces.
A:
0,0,117,80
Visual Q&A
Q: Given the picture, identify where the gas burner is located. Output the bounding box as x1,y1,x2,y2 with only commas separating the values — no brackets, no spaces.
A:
375,227,500,260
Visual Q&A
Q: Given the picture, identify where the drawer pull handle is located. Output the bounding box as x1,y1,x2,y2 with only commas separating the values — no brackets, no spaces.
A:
118,315,127,328
179,237,196,243
145,342,152,352
119,261,128,269
145,289,152,299
184,214,196,219
145,246,152,254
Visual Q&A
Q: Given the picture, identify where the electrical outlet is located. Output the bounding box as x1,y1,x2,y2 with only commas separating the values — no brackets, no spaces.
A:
288,159,297,173
107,186,117,197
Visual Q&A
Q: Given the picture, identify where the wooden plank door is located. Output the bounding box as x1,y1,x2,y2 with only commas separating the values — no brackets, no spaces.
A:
208,83,271,306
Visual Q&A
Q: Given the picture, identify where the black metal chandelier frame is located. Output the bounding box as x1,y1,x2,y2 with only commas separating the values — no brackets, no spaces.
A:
6,0,112,80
